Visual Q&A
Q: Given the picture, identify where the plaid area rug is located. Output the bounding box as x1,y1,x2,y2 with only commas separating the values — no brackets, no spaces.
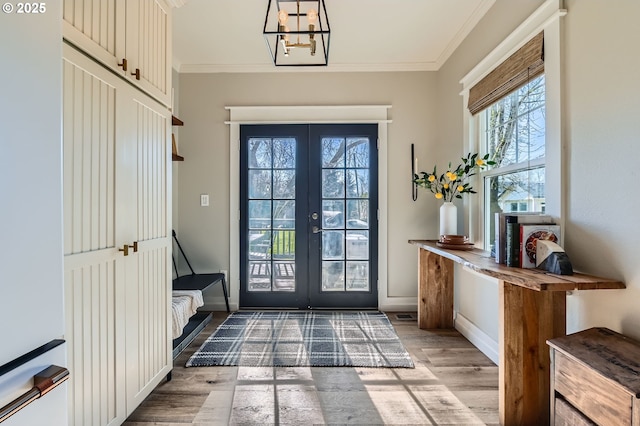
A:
185,311,414,368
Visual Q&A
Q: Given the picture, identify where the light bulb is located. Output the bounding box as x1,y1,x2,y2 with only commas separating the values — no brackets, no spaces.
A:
307,9,317,24
278,9,288,25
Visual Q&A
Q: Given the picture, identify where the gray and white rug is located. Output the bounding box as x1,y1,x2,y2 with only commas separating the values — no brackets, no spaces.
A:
185,311,414,368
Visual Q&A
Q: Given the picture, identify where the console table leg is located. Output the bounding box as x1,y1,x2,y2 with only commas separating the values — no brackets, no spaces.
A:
418,249,454,329
499,281,566,425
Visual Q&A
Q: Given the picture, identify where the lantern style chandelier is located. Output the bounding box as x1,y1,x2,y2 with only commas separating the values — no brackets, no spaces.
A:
263,0,330,66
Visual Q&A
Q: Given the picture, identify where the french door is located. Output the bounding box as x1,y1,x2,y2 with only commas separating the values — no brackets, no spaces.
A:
240,124,378,309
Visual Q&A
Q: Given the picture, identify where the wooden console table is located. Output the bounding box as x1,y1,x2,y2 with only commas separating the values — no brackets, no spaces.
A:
409,240,625,426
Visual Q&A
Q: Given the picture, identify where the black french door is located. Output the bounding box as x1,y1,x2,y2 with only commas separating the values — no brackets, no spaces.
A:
239,124,378,309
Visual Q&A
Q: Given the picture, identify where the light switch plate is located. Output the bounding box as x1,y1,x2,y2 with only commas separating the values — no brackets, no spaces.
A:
200,194,209,206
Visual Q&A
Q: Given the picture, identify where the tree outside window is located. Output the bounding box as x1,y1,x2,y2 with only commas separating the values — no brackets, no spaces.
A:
480,75,546,254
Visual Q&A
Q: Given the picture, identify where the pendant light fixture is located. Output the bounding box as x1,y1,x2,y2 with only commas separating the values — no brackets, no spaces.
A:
263,0,330,66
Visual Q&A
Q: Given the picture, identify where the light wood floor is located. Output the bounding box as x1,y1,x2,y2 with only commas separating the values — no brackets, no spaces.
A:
125,312,499,425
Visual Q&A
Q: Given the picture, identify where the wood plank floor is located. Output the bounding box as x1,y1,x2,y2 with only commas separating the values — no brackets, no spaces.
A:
125,312,499,425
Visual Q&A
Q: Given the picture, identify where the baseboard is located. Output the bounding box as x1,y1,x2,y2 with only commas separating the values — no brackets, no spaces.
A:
454,313,499,365
378,297,417,312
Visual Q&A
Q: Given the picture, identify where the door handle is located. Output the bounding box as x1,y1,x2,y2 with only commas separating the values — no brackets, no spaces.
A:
119,244,129,256
118,242,138,256
312,226,324,234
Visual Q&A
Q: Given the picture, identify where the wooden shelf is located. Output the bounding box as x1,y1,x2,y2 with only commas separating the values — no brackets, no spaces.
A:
408,240,625,292
172,115,184,126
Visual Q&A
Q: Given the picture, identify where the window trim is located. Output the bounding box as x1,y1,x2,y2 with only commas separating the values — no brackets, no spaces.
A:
459,0,566,247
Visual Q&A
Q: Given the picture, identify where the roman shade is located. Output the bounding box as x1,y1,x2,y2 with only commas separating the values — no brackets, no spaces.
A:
468,31,544,115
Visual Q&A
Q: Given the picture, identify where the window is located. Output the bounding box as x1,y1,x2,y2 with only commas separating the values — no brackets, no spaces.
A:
479,75,546,254
461,0,566,252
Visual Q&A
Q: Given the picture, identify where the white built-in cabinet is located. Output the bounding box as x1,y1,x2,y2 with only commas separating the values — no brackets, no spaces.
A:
62,4,172,423
63,0,172,108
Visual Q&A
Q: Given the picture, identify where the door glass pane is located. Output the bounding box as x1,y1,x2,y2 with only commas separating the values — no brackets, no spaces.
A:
322,261,344,291
346,230,368,260
320,136,371,292
322,170,345,198
322,231,344,260
273,170,295,198
346,200,369,228
346,138,370,168
322,138,345,168
346,261,369,291
247,137,296,292
249,230,271,260
322,200,344,229
273,138,296,168
248,170,271,198
346,169,369,198
249,139,272,168
249,200,271,229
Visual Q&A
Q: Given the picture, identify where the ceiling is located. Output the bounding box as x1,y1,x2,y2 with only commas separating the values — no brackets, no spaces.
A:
172,0,496,73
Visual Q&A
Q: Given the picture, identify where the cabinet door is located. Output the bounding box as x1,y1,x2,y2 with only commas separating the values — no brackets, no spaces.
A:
63,43,172,423
62,44,127,426
123,89,173,414
64,0,172,107
125,0,172,107
63,0,127,78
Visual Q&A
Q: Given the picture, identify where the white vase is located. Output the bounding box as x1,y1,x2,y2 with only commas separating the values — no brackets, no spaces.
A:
439,202,457,236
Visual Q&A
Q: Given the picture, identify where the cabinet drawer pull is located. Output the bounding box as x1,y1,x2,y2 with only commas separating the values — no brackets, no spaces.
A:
118,244,129,256
131,68,140,80
117,58,128,71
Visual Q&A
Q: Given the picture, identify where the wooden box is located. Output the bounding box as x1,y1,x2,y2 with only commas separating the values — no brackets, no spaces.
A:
548,328,640,425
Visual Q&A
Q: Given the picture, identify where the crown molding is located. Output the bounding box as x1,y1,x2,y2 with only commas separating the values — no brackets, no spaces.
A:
436,0,496,67
177,61,438,74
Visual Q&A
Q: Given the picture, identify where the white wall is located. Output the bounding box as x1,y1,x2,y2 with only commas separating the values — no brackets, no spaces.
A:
176,72,437,309
0,4,68,424
562,0,640,338
0,3,65,364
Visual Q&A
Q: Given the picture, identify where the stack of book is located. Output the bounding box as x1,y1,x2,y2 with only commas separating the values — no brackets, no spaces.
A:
494,212,560,268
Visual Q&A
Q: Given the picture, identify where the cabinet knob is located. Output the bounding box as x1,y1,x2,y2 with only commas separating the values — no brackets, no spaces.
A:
117,58,128,71
131,68,140,80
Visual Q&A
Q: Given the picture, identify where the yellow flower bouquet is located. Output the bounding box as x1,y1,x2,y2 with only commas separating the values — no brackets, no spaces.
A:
413,152,495,202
